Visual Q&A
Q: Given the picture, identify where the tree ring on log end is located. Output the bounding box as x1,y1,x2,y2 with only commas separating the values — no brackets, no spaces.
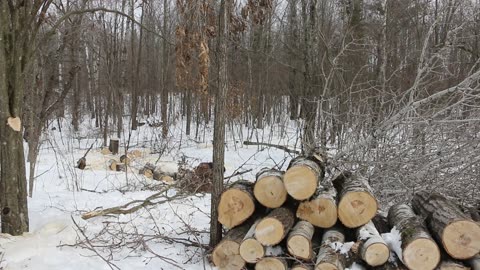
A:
297,197,337,228
284,166,317,200
255,218,284,246
218,189,255,229
255,257,287,270
364,242,389,266
338,191,377,228
403,238,440,270
442,220,480,259
315,262,338,270
240,238,264,263
288,234,312,259
254,175,287,208
212,241,245,270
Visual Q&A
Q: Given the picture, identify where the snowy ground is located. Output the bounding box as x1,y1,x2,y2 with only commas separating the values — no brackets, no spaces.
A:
0,118,301,269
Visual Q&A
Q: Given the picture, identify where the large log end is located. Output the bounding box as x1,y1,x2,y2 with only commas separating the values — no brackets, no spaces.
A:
442,220,480,259
297,197,337,228
284,165,318,200
338,191,377,228
218,183,255,228
254,174,287,208
212,240,245,270
403,238,440,270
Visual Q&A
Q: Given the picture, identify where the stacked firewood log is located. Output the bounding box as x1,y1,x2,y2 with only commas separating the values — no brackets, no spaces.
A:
212,155,480,270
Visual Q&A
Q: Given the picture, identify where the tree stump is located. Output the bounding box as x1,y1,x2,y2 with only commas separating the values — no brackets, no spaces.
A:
297,187,337,228
212,222,250,270
388,203,440,270
218,180,256,229
239,220,265,263
411,191,480,260
109,138,119,155
356,220,389,267
284,157,323,200
287,220,315,260
255,207,295,246
315,228,347,270
333,171,377,228
254,168,287,208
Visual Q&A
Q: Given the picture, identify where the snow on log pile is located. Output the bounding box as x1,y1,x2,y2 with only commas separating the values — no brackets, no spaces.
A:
212,155,480,270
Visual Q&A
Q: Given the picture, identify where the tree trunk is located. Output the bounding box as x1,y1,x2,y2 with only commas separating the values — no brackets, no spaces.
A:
333,171,377,228
253,168,287,208
387,203,441,270
255,207,295,246
287,220,315,260
411,191,480,260
284,157,323,200
356,220,389,267
210,0,229,247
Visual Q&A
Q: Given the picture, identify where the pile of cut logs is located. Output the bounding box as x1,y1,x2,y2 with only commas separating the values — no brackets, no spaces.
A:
212,156,480,270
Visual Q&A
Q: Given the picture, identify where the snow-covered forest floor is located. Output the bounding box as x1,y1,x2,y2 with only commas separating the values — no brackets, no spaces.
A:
0,118,300,269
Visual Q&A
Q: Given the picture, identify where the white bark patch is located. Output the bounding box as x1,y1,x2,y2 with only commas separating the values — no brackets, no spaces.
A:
7,117,21,131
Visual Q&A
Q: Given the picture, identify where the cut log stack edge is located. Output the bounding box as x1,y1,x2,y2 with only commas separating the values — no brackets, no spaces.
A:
212,155,480,270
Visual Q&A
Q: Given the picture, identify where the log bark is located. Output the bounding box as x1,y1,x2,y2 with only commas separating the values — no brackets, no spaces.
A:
254,168,287,208
468,255,480,270
239,220,265,263
284,157,323,200
436,260,470,270
297,186,337,228
315,228,347,270
287,220,315,260
218,180,256,229
411,191,480,260
212,222,250,270
109,138,119,154
255,207,295,246
356,220,389,267
333,171,377,228
388,203,441,270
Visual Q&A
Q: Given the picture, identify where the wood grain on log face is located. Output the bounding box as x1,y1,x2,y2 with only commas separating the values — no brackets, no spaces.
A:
255,207,295,246
239,238,264,263
255,257,288,270
212,241,245,270
403,238,440,270
338,191,377,228
218,182,255,229
254,169,287,208
437,261,470,270
363,242,389,266
442,220,480,260
287,221,315,260
292,264,314,270
297,191,337,228
284,158,321,200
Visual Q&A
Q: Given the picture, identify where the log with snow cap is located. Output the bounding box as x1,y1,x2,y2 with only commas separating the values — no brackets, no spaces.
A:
355,220,390,267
